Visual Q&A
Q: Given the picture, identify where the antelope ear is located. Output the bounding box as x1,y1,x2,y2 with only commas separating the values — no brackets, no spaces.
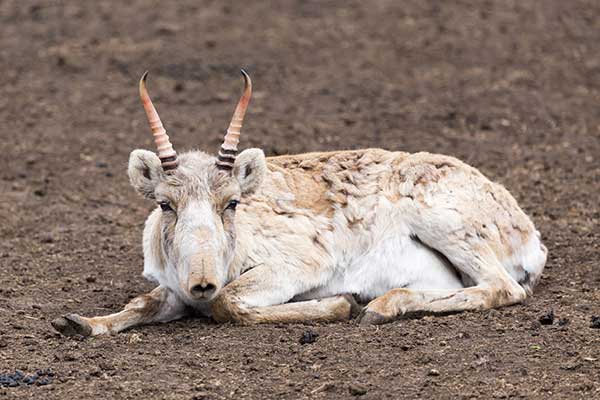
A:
233,148,266,195
128,149,162,199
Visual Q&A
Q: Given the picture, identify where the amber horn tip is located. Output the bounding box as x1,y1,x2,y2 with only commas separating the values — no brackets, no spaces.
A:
240,69,251,87
139,71,149,94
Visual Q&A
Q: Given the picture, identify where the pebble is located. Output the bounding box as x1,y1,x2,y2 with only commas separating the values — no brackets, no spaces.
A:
348,383,368,396
128,333,143,344
299,330,319,345
590,315,600,329
539,310,554,325
40,234,55,244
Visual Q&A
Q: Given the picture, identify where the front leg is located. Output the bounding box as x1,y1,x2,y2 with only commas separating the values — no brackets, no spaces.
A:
51,286,186,336
212,264,358,324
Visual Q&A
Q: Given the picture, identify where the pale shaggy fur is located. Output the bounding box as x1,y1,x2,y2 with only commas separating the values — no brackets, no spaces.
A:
52,147,547,336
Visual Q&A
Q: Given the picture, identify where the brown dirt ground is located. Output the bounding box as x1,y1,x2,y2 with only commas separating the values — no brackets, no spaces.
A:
1,1,599,399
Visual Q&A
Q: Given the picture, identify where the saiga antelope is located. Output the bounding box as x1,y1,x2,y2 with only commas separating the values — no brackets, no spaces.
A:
52,70,547,336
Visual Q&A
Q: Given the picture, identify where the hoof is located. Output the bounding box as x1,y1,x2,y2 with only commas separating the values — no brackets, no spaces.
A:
51,314,93,337
357,309,388,326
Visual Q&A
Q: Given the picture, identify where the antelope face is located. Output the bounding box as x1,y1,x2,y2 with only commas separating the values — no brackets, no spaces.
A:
128,149,265,302
127,70,264,303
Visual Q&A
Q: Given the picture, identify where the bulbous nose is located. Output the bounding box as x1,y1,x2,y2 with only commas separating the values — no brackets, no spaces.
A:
189,281,217,299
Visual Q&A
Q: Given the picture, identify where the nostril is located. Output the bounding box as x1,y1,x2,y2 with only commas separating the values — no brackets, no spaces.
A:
190,283,216,295
202,283,216,293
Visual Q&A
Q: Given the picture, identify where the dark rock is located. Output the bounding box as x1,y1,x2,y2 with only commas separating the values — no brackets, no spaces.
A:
40,234,54,244
299,330,318,345
590,316,600,329
0,369,52,387
36,377,51,386
174,82,185,92
539,310,554,325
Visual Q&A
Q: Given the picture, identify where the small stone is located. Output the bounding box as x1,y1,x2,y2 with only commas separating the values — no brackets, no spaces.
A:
590,316,600,329
428,369,440,376
539,310,554,325
299,330,318,345
36,377,51,386
128,333,142,344
348,383,367,396
174,82,185,92
85,276,97,283
40,234,54,244
155,22,181,35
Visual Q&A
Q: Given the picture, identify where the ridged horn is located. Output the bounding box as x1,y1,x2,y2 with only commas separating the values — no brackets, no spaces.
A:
216,69,252,171
139,71,178,172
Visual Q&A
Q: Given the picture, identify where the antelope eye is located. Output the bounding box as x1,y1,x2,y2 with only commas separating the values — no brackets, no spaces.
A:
225,200,239,211
159,201,173,212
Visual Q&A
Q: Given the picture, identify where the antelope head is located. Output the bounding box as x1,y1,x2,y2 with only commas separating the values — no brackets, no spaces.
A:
128,70,266,303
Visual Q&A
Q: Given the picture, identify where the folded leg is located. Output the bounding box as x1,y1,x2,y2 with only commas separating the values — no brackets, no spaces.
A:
212,264,358,324
358,283,525,325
